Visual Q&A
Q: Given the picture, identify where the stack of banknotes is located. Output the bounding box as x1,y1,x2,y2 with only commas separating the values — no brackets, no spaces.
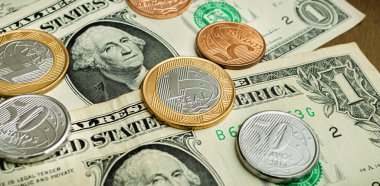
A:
0,0,379,186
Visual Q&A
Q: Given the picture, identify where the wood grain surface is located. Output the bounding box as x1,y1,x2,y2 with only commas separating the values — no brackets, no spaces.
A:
322,0,380,71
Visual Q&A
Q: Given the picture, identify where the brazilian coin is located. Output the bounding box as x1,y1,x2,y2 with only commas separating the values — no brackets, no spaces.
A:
196,21,266,68
127,0,192,19
0,95,70,163
236,111,319,183
0,29,69,96
142,57,235,130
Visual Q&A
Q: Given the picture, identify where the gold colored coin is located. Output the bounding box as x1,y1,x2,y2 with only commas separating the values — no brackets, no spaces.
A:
0,29,69,96
127,0,192,19
142,57,235,130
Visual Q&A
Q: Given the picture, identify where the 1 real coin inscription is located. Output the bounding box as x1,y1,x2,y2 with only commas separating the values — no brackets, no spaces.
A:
236,111,319,183
0,29,69,96
196,22,266,68
142,57,235,130
157,66,221,114
127,0,192,19
0,95,70,163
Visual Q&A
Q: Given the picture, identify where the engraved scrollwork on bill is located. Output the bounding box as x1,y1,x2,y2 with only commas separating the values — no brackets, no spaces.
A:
295,0,339,29
296,56,380,148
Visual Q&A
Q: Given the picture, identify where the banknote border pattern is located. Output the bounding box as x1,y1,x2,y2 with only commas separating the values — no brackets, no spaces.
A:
262,0,350,61
70,101,147,133
0,0,78,33
84,131,225,186
61,8,179,105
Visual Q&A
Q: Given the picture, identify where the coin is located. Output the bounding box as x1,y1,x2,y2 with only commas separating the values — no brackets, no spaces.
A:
127,0,192,19
195,43,206,59
236,111,319,183
196,22,266,68
0,95,70,163
142,57,235,130
0,29,69,96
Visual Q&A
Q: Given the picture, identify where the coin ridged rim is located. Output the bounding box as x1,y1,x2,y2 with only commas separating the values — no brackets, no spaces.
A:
196,21,266,68
0,29,69,96
236,111,320,183
0,95,71,163
127,0,192,19
142,57,235,130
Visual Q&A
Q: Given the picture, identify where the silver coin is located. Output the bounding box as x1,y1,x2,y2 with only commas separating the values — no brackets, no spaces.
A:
0,39,53,84
157,66,220,114
236,111,319,183
0,95,70,163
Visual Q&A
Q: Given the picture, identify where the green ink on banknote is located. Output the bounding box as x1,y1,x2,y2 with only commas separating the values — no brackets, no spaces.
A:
288,107,316,119
279,162,322,186
194,2,241,29
216,107,316,141
215,124,241,141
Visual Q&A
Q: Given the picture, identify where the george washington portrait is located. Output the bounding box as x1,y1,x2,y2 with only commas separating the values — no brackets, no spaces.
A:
66,22,176,104
103,145,219,186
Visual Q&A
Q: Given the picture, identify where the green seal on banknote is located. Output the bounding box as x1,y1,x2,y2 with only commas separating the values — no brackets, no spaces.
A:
279,162,322,186
194,2,241,29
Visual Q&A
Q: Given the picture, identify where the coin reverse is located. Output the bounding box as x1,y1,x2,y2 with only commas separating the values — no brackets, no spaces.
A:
0,95,71,163
142,57,235,130
196,22,266,68
0,29,69,96
236,111,319,183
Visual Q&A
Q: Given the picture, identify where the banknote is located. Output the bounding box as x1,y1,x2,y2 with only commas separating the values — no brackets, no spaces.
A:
0,0,364,110
179,0,365,61
1,43,379,186
0,0,40,18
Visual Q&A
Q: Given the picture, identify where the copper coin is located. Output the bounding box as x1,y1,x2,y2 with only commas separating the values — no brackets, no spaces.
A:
127,0,192,19
196,22,266,68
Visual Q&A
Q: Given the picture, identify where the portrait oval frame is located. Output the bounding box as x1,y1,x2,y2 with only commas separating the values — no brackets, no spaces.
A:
64,20,178,104
102,143,220,186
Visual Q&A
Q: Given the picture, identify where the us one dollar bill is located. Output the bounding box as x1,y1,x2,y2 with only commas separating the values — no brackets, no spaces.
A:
1,43,379,186
0,0,365,110
0,0,40,18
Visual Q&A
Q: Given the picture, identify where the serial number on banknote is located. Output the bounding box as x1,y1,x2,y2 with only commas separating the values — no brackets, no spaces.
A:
215,107,316,141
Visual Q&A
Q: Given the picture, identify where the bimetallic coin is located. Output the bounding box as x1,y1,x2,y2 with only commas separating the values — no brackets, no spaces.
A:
0,95,70,163
196,22,266,68
236,111,319,183
127,0,192,19
0,29,69,96
142,57,235,130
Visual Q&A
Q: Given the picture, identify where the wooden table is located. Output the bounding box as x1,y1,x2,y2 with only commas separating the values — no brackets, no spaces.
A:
322,0,380,71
